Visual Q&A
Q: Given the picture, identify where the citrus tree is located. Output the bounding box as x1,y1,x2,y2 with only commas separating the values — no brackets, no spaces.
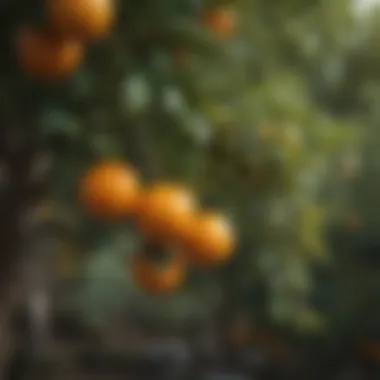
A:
0,0,368,376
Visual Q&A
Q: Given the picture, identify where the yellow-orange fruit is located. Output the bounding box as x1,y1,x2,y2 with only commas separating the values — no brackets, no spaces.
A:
136,183,198,242
185,211,236,266
78,161,140,220
47,0,115,41
131,251,186,294
202,7,236,38
16,28,83,79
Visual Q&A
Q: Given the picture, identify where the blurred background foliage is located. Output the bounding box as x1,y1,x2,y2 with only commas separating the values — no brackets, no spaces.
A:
2,0,380,377
19,0,364,327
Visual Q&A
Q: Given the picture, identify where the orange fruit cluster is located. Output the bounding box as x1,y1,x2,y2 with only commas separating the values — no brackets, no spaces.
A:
78,160,237,294
15,2,237,79
15,0,115,80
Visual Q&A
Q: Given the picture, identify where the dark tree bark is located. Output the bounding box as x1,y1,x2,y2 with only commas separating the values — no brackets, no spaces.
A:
0,109,50,378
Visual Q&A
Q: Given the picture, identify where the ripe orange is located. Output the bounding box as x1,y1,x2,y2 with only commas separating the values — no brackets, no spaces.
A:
136,183,198,242
185,211,236,266
16,28,83,79
131,250,186,294
47,0,115,41
78,161,140,220
202,7,236,38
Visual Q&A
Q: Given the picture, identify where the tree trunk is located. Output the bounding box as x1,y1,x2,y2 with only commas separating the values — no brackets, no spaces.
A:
0,116,41,377
0,208,25,377
0,284,18,376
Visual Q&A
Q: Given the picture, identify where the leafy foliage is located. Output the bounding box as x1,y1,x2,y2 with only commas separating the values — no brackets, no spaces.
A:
3,0,378,340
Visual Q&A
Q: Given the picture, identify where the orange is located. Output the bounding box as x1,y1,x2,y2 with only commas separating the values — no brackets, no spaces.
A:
202,7,236,38
16,27,83,79
131,250,186,294
47,0,115,41
78,161,140,220
136,183,198,242
185,211,236,266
